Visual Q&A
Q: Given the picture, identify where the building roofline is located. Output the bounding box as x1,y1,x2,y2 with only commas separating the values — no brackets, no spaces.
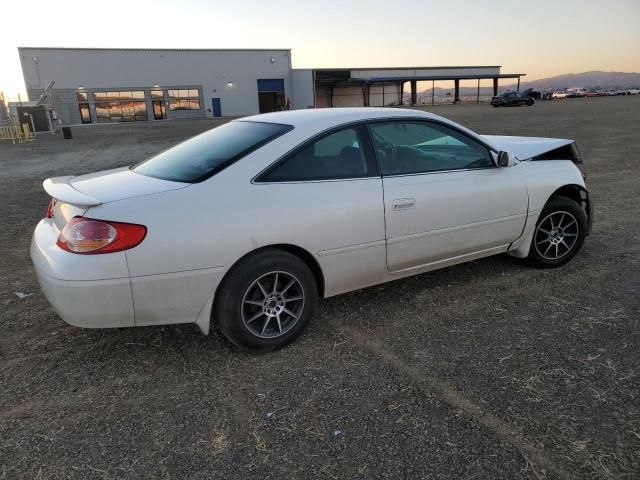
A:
358,73,526,82
18,46,291,53
311,66,503,71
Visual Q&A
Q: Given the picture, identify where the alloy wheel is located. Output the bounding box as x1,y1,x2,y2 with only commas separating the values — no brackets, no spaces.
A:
241,271,305,339
534,210,579,260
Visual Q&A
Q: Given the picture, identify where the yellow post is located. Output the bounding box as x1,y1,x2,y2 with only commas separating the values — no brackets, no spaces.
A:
22,123,33,141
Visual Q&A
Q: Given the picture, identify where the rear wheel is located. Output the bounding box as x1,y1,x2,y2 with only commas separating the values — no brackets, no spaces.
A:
526,98,535,106
527,196,587,268
214,249,317,351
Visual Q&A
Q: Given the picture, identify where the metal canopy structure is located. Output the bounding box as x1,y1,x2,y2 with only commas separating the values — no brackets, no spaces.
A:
313,66,526,106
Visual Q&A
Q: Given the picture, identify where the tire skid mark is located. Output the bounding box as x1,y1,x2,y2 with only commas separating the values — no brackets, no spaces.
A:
338,325,572,480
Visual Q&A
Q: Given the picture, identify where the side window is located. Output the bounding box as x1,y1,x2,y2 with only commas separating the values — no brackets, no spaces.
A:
369,121,494,176
259,127,372,182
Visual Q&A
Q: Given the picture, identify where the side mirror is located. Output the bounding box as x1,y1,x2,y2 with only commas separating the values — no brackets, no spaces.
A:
497,151,517,167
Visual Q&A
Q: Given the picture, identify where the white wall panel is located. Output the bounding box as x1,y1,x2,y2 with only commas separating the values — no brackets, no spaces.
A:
291,69,314,109
332,86,363,107
368,84,401,106
314,86,331,108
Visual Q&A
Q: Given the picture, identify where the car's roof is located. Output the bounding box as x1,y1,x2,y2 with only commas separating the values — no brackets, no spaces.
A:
238,107,440,128
236,107,490,149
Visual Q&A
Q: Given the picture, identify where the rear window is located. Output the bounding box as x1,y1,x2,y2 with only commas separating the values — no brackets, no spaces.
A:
133,121,292,182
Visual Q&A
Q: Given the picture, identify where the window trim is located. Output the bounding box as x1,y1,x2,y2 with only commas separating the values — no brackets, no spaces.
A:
253,122,380,184
364,118,498,178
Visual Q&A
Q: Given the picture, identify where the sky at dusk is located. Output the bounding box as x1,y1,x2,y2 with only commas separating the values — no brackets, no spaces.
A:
1,0,639,100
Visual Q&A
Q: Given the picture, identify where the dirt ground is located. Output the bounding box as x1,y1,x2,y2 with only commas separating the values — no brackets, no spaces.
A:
1,97,638,479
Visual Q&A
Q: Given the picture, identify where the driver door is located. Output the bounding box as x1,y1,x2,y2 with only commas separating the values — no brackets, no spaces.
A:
369,120,528,272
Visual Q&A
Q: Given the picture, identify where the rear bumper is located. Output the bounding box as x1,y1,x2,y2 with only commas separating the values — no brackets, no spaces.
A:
30,218,222,331
31,219,135,328
33,269,135,328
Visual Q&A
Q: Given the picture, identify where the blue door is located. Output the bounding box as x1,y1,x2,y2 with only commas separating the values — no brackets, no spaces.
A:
212,98,222,117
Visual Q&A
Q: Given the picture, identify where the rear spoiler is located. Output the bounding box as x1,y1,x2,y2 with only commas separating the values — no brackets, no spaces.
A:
43,176,102,207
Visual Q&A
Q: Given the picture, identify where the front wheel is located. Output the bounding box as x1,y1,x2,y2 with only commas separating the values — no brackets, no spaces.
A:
526,98,535,106
214,249,317,351
527,196,587,268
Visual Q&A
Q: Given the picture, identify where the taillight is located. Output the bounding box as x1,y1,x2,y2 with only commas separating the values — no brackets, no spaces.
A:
46,198,55,218
56,217,147,254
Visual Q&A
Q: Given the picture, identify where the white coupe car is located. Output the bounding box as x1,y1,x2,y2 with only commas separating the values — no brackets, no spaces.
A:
31,108,592,351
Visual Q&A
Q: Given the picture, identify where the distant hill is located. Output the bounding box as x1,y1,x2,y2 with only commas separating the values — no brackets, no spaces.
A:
519,71,640,91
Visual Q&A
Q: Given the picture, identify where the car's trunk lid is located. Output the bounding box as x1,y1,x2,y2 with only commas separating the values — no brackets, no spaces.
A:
43,167,189,229
69,166,188,203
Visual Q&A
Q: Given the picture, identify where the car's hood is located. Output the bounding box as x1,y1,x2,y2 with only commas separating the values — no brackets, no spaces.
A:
481,135,574,160
44,167,188,206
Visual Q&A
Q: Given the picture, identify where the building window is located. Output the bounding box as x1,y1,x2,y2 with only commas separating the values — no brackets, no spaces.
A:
151,90,164,99
168,89,200,111
93,91,147,123
76,92,91,124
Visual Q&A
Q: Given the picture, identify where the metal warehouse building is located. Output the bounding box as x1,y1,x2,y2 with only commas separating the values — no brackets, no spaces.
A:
18,47,524,125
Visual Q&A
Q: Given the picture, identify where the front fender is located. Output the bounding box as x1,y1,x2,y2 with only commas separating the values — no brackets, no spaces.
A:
507,160,588,258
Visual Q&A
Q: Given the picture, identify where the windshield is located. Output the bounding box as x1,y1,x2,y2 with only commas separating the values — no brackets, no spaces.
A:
133,121,292,182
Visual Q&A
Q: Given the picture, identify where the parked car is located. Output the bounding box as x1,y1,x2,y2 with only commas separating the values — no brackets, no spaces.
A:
626,88,640,95
585,90,604,97
551,91,568,99
490,88,535,107
566,88,588,98
31,108,592,351
604,89,626,96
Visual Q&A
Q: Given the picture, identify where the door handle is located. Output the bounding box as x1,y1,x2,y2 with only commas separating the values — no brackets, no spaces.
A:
392,198,416,211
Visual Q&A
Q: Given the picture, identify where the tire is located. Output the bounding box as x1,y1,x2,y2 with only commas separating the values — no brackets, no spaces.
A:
214,249,317,351
527,196,587,268
526,98,535,106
